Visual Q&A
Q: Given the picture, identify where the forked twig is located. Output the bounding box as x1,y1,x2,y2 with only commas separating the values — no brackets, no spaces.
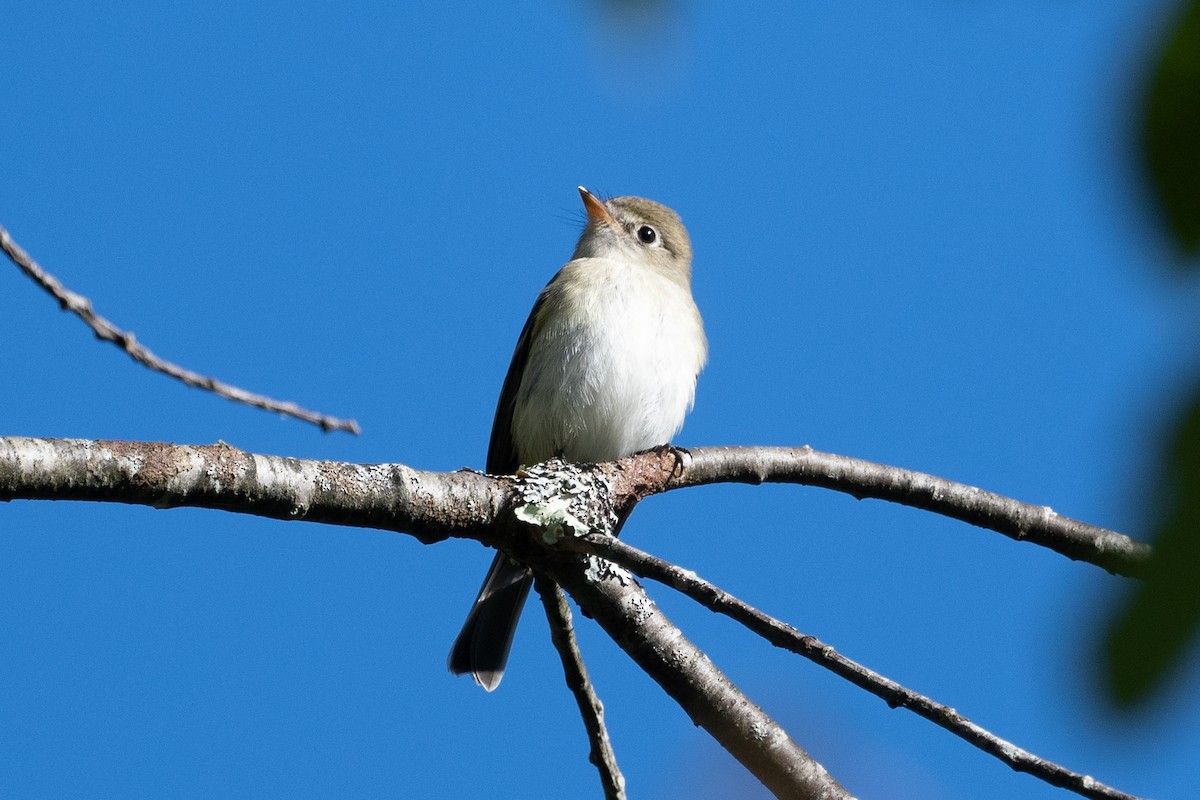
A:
562,532,1145,800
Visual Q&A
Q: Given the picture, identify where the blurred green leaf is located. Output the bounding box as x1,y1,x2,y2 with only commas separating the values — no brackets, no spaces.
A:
1103,389,1200,706
1142,0,1200,258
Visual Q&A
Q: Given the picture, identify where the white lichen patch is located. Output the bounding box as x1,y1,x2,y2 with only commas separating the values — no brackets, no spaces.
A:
584,554,632,586
512,458,618,541
514,496,589,543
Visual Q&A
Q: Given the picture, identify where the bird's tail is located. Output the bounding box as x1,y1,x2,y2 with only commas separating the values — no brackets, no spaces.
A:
447,553,533,692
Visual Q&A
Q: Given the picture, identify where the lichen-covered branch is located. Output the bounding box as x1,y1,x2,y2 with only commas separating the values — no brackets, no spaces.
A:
507,459,849,799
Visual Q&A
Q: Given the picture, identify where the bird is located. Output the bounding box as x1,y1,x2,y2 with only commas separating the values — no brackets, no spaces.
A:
448,186,707,691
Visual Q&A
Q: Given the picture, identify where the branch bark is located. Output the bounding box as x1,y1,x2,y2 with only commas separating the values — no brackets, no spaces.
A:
0,437,497,545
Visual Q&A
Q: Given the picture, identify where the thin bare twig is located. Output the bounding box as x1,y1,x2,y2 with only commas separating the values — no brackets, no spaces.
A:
534,576,626,800
0,224,360,434
561,532,1145,800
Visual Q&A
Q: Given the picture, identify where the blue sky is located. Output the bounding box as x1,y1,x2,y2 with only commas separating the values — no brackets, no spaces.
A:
2,2,1198,798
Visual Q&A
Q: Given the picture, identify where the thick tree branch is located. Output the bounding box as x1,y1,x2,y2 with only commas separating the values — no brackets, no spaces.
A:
561,532,1144,800
1,437,1146,577
0,437,497,544
602,446,1150,578
0,439,852,795
535,577,626,800
1,223,360,434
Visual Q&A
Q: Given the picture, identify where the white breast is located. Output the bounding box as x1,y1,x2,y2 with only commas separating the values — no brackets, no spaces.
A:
510,257,707,465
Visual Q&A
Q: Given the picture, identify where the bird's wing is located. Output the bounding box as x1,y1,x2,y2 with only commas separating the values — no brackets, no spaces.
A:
485,283,552,474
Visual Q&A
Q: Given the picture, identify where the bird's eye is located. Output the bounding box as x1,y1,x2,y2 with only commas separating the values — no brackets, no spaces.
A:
637,225,658,245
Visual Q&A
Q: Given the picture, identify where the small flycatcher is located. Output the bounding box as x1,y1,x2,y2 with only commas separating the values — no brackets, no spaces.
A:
448,187,707,690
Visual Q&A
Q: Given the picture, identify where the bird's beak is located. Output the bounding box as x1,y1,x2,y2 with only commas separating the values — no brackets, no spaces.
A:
578,186,616,226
